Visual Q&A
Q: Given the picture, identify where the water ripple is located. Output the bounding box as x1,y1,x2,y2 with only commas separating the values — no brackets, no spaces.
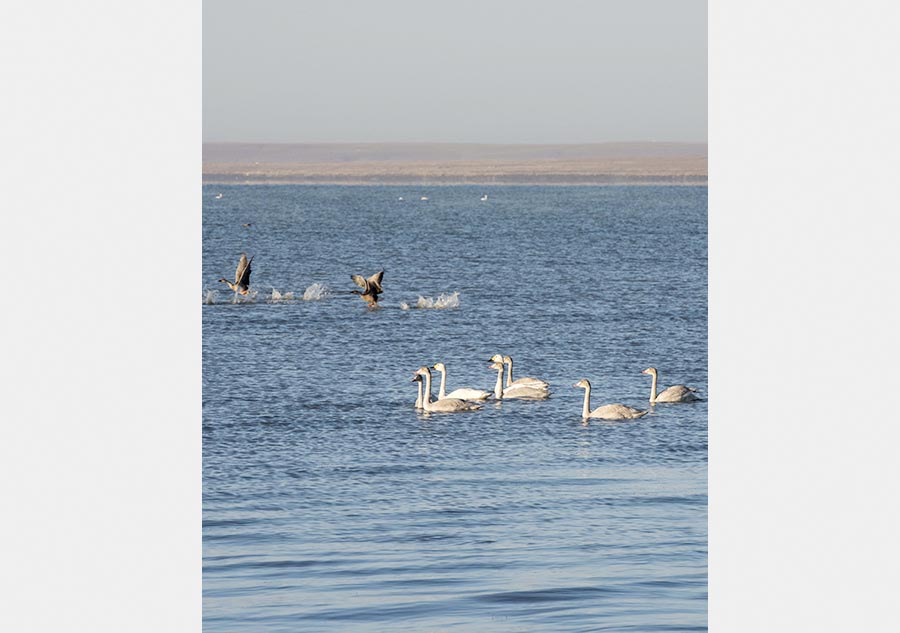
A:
203,185,707,632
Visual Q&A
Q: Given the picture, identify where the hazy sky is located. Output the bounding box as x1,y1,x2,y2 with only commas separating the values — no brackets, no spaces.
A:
203,0,706,143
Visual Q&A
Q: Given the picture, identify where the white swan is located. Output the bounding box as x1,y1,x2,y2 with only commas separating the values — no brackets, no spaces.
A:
432,362,491,401
488,354,549,391
573,379,648,420
415,367,482,412
642,367,701,403
489,362,549,400
480,194,488,201
412,374,424,409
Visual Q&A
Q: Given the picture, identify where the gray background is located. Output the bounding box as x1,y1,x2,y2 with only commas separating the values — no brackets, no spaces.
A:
203,0,707,143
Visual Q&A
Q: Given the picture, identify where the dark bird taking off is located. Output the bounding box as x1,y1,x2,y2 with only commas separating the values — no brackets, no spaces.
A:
219,253,253,295
350,270,385,306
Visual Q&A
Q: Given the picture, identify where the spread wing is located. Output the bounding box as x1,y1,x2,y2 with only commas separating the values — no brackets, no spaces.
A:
235,254,252,286
366,270,384,294
351,274,368,290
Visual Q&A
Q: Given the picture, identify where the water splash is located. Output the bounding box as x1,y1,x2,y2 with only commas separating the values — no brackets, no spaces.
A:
303,283,329,301
415,292,460,309
203,289,218,305
269,288,295,302
231,289,259,304
400,302,410,310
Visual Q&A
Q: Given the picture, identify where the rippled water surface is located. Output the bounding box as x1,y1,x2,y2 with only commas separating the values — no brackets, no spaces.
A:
203,185,707,631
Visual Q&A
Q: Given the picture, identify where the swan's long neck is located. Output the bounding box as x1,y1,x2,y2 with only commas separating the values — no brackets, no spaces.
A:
581,385,591,418
422,371,433,405
493,367,505,399
648,373,658,403
505,358,513,387
436,367,447,399
415,380,423,409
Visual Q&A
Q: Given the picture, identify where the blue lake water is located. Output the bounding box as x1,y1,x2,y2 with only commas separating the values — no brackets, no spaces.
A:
203,185,707,631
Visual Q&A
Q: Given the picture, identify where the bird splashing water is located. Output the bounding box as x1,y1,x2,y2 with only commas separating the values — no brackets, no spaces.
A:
415,292,460,309
269,288,295,302
303,283,329,301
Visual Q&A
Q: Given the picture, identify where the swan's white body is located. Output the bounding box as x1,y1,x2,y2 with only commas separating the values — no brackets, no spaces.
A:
573,379,647,420
446,388,492,400
489,363,549,400
432,363,491,401
415,367,482,412
489,354,549,391
642,368,701,403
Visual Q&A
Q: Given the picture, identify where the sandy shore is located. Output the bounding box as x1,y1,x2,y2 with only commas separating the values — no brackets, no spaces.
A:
203,143,707,185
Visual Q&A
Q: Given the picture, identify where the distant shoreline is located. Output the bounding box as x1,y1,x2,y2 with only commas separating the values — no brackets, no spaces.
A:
202,142,707,186
202,175,706,186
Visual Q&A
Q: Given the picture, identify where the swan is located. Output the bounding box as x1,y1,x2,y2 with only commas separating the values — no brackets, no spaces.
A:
641,367,702,403
350,269,385,306
431,362,491,401
415,367,482,412
489,362,549,400
573,379,648,420
214,193,223,199
488,354,549,390
480,194,488,201
218,253,253,295
412,374,424,409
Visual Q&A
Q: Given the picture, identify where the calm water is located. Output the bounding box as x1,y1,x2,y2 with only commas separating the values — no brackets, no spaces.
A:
203,185,707,632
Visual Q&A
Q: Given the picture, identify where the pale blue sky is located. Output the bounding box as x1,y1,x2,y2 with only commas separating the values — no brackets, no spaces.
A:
203,0,706,143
